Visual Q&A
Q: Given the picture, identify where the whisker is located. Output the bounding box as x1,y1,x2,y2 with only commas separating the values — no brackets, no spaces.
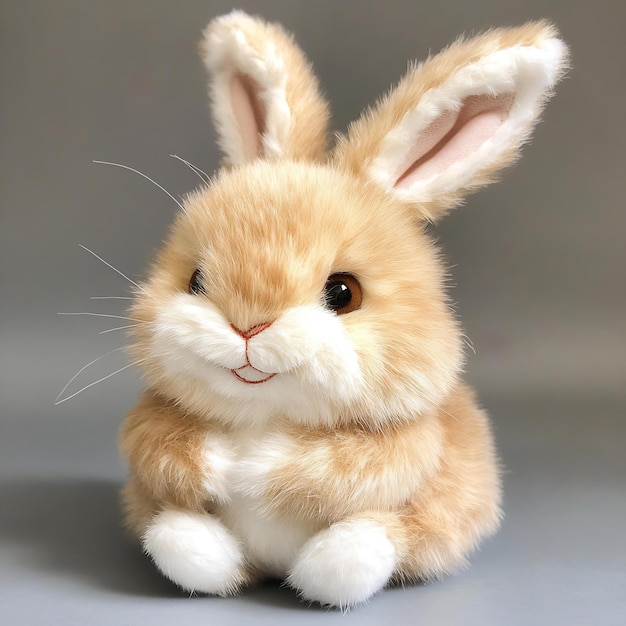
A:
99,324,141,335
55,346,127,402
170,154,211,184
58,312,143,322
93,159,186,213
90,296,133,300
79,244,149,296
55,361,142,405
462,334,476,355
439,407,459,422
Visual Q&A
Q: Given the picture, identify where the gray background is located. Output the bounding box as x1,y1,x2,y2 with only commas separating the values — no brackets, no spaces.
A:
1,1,624,624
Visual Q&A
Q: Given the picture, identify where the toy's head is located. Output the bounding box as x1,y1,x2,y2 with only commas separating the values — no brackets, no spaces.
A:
130,12,568,429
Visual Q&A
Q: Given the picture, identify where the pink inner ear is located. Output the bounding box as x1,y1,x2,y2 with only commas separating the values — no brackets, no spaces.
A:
395,93,514,189
230,73,266,161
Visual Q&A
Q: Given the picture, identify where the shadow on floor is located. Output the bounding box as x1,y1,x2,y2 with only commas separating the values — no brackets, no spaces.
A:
0,478,312,607
0,478,182,597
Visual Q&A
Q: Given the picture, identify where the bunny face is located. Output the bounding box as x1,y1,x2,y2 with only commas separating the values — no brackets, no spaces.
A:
129,12,567,430
130,160,462,429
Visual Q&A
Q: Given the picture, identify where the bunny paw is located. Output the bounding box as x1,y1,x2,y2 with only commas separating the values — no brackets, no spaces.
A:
287,518,396,610
143,509,246,595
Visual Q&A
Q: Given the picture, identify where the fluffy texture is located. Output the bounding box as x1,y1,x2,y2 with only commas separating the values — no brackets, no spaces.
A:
119,12,568,610
143,509,247,595
334,21,569,221
287,519,397,610
132,163,461,430
200,11,330,165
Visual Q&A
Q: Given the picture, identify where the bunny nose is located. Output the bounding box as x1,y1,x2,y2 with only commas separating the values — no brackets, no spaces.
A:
230,322,272,340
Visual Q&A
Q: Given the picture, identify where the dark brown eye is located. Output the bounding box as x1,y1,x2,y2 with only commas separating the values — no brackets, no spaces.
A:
324,273,362,315
189,269,205,295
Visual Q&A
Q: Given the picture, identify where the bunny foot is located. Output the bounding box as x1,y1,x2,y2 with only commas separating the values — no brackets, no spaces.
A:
143,509,246,595
287,518,396,610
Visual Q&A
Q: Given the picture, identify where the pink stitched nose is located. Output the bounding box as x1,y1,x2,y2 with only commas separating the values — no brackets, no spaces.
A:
231,322,272,340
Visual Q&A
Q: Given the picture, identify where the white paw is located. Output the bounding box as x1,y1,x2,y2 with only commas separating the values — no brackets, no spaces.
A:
143,509,245,595
287,518,396,610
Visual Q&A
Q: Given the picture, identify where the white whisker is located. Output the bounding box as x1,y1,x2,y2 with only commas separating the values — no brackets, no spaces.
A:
79,244,149,296
55,361,142,405
170,154,211,184
90,296,133,300
99,324,141,335
58,312,142,322
462,334,476,355
55,346,127,402
93,159,186,213
439,406,459,422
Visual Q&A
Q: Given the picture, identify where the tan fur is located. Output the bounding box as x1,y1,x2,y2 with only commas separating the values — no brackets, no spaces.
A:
129,162,463,427
260,405,446,521
333,21,566,220
277,383,501,582
200,11,330,164
118,12,567,604
119,391,226,511
120,383,500,584
120,477,159,538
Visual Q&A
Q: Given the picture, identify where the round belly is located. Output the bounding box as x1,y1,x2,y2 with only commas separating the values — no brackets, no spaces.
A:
218,494,319,577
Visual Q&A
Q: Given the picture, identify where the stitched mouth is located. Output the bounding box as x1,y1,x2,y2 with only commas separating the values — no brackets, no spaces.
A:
231,364,276,385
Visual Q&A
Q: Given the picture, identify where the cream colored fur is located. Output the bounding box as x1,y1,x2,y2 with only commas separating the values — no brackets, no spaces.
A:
368,38,566,207
200,11,329,165
119,11,568,610
334,21,569,220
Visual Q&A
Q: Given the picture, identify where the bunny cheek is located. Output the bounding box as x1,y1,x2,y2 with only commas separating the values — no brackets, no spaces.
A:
146,295,365,425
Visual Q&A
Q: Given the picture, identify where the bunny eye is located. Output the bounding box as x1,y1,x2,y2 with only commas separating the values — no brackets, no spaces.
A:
324,273,362,315
188,269,205,295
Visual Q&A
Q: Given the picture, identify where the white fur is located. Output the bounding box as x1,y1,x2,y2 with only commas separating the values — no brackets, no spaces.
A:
370,38,568,201
287,519,397,610
199,429,393,584
228,428,299,500
219,494,318,578
150,295,364,427
201,434,236,503
194,427,319,577
202,10,292,165
143,509,245,595
153,295,245,369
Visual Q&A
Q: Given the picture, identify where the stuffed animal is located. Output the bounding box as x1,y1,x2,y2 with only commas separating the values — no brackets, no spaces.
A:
119,11,568,609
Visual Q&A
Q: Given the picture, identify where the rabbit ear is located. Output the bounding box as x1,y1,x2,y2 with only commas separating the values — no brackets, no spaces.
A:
333,22,569,221
200,11,330,166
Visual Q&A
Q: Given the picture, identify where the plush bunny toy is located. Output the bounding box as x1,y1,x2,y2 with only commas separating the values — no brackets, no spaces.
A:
119,11,568,609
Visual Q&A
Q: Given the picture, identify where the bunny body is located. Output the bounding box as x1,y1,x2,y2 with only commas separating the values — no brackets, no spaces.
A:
122,383,497,606
119,12,568,608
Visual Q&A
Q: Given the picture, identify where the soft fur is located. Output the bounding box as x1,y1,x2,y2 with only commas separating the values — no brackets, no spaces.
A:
119,11,568,609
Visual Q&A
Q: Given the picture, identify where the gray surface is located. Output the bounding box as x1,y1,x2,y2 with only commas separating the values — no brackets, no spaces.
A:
1,1,625,624
2,394,624,625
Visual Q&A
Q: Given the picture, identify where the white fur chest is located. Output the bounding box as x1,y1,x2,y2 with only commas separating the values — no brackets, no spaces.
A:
208,426,320,577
